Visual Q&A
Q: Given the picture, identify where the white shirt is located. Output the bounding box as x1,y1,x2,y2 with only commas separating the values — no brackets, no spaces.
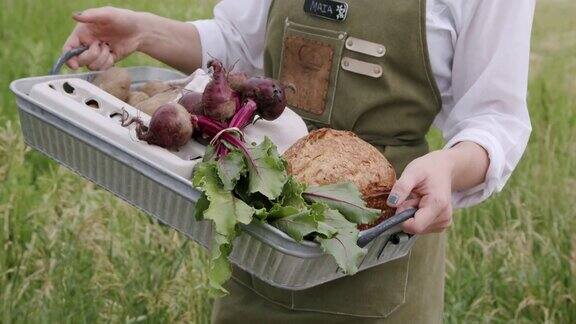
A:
191,0,535,208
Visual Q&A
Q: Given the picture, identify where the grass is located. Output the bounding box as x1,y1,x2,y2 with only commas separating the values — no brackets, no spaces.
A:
0,0,575,323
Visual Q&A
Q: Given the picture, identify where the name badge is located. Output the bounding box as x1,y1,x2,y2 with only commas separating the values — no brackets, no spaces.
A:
303,0,348,22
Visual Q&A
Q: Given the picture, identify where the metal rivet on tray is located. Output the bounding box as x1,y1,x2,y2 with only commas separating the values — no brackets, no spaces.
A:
347,39,354,47
377,47,385,55
339,33,345,40
342,59,349,67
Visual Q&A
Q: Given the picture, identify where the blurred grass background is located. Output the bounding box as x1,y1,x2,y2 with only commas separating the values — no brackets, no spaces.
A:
0,0,574,323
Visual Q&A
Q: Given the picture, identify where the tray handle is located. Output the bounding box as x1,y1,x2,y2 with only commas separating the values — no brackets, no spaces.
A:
357,208,416,248
50,46,89,75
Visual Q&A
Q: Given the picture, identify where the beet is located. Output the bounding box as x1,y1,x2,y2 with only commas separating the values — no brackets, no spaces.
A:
241,77,293,121
227,72,249,92
179,90,205,115
136,103,194,150
202,59,237,121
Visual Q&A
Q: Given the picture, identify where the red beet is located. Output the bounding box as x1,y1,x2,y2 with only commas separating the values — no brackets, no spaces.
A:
203,59,237,121
179,91,205,115
241,77,293,121
227,72,249,92
136,103,194,150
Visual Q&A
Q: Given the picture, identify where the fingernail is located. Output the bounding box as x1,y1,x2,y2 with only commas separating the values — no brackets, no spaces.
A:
74,11,82,16
387,194,399,205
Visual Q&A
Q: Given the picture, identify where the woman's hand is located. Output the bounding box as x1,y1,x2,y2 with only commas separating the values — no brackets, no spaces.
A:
386,141,490,234
63,7,144,70
62,7,202,74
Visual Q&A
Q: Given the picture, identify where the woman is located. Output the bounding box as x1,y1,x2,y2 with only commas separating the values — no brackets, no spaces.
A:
63,0,534,322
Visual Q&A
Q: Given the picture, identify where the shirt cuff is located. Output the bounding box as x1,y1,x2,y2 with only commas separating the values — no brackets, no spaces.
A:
444,128,507,208
190,19,225,69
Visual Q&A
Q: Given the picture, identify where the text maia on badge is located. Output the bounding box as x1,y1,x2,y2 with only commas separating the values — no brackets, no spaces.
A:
310,1,335,15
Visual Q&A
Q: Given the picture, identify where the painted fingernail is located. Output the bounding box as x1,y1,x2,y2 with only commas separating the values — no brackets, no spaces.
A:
387,194,399,205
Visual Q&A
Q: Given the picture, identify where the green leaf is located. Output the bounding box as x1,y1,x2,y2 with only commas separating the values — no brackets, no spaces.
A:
203,144,217,162
309,203,338,238
270,203,337,242
304,182,381,224
268,204,300,219
246,137,288,200
193,161,254,236
194,192,210,221
208,233,233,297
217,150,247,191
272,209,317,242
316,208,366,275
193,161,255,295
254,207,268,221
280,176,308,210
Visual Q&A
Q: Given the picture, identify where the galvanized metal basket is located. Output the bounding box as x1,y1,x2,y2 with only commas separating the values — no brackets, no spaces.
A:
9,66,417,291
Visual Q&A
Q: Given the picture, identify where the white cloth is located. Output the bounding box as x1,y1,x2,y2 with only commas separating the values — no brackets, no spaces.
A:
191,0,535,208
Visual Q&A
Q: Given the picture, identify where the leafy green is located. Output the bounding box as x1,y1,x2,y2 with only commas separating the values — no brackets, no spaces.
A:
272,209,317,242
309,203,338,238
208,233,233,296
246,137,288,200
192,161,255,294
194,192,210,221
193,162,254,237
280,176,308,210
304,182,381,224
193,138,375,295
316,208,367,274
217,150,246,191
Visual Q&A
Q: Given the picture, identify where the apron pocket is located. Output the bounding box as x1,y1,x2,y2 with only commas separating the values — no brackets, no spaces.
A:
232,252,411,318
279,18,346,125
291,252,411,317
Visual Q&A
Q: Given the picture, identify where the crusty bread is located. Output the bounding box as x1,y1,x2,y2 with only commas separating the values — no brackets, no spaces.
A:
283,128,396,224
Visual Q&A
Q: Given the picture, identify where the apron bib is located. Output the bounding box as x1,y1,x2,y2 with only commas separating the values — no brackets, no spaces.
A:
213,0,445,322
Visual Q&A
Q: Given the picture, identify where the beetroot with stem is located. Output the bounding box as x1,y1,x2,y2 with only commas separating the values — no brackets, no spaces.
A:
194,114,257,165
241,77,295,121
229,99,258,129
136,103,194,150
202,59,238,122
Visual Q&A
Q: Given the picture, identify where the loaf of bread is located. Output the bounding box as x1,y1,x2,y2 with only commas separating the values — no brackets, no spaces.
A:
283,128,396,226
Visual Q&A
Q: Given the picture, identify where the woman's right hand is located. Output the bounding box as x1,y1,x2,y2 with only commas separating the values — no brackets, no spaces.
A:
63,7,145,71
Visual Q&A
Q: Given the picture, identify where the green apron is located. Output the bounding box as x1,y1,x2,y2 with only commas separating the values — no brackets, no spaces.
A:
212,0,445,322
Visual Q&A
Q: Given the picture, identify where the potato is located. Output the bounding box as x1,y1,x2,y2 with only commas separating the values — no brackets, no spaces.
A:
139,81,173,97
92,67,131,102
135,88,181,116
127,91,150,106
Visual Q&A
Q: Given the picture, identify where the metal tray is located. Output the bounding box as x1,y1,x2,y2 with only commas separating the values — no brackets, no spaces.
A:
9,67,417,290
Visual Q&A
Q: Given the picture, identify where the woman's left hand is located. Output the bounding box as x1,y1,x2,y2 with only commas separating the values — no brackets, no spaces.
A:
386,150,455,234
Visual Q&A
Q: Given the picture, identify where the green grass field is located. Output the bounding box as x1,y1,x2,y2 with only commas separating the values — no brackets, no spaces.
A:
1,0,575,323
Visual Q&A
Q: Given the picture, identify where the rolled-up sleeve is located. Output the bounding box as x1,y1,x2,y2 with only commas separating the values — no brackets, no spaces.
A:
434,0,536,208
191,0,271,75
